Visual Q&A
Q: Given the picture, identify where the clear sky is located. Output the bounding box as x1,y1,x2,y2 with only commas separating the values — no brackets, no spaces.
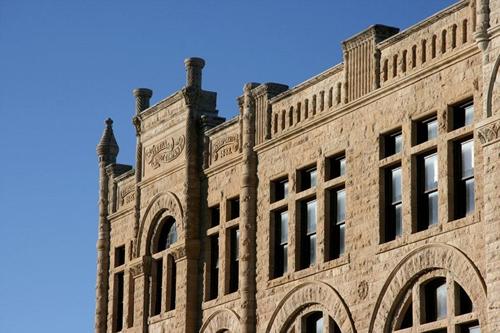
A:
0,1,457,332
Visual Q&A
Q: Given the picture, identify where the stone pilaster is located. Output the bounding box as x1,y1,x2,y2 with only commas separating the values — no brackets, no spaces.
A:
95,119,119,333
477,115,500,333
132,88,152,240
475,0,491,51
181,57,205,333
130,257,151,333
240,82,259,333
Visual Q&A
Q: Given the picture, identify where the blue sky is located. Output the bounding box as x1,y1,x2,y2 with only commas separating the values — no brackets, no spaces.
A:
0,1,456,332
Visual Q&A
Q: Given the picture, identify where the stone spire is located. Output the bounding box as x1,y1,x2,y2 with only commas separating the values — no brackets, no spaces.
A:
96,118,119,165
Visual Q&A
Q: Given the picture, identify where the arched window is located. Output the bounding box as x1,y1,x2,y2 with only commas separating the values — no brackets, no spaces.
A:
390,270,479,333
285,309,342,332
150,216,178,316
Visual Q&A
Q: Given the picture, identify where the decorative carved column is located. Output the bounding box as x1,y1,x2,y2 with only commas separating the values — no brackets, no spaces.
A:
240,82,259,333
132,88,152,241
130,257,151,333
474,0,490,51
95,119,119,333
477,115,500,332
182,57,205,333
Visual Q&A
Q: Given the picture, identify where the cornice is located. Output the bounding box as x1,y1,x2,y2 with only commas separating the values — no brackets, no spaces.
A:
269,63,344,104
378,1,470,49
256,44,480,153
205,115,240,136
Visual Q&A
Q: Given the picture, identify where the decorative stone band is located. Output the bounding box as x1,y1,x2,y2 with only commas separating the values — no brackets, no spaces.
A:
212,134,239,162
130,257,151,278
145,135,185,169
477,116,500,146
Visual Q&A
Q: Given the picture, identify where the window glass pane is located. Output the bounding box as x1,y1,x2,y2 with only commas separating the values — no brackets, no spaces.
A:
336,189,346,223
280,211,288,244
428,191,439,226
391,167,402,203
316,316,323,333
310,169,317,188
461,140,474,178
309,234,316,265
282,244,288,273
338,223,345,255
424,154,438,191
394,133,402,154
465,178,475,214
464,103,474,126
436,282,447,319
282,180,289,199
339,157,346,176
426,118,438,140
307,200,317,234
167,223,177,248
394,203,402,237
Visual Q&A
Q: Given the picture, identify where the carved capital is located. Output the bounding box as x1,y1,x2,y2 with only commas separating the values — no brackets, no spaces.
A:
130,257,151,277
132,116,141,136
477,118,500,145
182,87,201,107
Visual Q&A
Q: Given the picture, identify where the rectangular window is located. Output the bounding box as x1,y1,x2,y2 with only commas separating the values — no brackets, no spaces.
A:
423,278,447,323
208,235,219,300
273,209,288,278
328,188,346,259
151,258,163,315
228,228,239,293
383,166,402,242
271,177,289,202
417,152,438,231
209,205,220,227
115,245,126,267
453,138,474,219
298,166,317,192
299,198,317,269
382,130,402,158
326,153,346,180
416,115,438,144
114,272,124,332
227,197,240,220
166,255,176,311
451,100,474,130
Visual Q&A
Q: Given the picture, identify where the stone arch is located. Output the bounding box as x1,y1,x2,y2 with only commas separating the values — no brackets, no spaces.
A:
369,243,487,333
486,54,500,117
199,309,241,333
265,281,356,333
135,191,184,257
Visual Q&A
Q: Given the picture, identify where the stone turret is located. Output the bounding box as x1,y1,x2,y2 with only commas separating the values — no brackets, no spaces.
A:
95,118,119,333
96,118,119,165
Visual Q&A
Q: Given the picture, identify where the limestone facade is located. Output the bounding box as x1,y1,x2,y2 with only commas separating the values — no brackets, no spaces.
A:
94,1,500,332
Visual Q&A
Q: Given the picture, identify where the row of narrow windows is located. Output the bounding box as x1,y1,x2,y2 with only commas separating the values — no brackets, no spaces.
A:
112,217,178,332
268,99,475,280
273,82,342,134
111,99,475,329
381,100,474,242
206,197,240,300
382,19,469,82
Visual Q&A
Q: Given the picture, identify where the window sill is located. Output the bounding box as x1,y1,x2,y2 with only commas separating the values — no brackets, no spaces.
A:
147,309,176,325
202,290,240,310
295,187,317,201
266,254,350,289
377,214,478,254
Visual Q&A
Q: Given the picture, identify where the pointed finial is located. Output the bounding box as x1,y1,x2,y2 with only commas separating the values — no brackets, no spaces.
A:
96,117,119,165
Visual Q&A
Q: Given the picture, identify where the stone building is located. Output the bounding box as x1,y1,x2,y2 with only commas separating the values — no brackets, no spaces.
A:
94,0,500,332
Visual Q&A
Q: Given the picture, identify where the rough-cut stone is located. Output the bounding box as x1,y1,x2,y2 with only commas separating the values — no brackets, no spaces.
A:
94,1,500,332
